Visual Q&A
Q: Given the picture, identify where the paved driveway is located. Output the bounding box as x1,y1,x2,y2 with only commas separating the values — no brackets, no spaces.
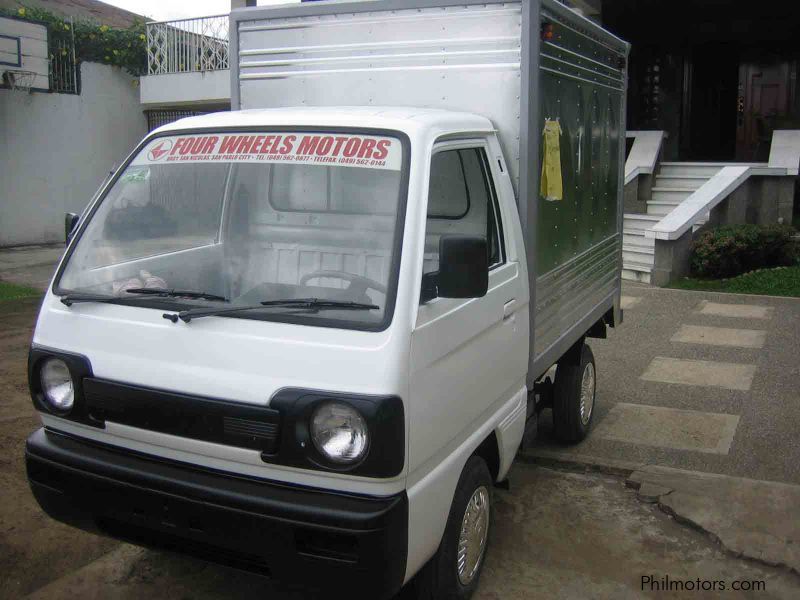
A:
533,282,800,485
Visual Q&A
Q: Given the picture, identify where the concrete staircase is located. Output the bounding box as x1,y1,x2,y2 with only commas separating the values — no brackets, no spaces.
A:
622,163,722,283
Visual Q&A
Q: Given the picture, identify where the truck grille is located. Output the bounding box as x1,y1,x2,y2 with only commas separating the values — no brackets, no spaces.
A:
82,378,281,456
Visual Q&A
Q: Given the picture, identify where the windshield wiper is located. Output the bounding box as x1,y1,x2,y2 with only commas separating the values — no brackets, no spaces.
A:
60,293,122,306
124,287,228,302
259,298,378,309
61,287,227,307
163,298,379,323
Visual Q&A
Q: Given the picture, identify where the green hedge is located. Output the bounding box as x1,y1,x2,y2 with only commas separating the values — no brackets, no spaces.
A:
690,224,798,279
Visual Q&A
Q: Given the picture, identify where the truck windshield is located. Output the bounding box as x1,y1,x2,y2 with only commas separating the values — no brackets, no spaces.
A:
56,131,407,330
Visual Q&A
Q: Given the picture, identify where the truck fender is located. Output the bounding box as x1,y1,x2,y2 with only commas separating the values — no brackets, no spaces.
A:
404,385,526,583
494,385,527,481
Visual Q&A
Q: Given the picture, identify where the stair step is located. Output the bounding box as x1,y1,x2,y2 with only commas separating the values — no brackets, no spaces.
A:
647,202,679,216
622,228,647,237
622,243,656,256
623,258,654,271
659,162,736,166
623,234,655,248
622,267,652,284
623,229,651,238
656,174,708,178
655,175,708,190
658,163,723,177
622,227,653,238
651,186,697,193
623,213,661,226
623,220,660,233
623,244,655,266
623,213,660,219
651,188,694,203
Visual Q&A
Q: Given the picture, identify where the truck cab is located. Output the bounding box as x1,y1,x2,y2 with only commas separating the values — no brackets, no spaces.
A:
27,0,628,597
27,108,532,599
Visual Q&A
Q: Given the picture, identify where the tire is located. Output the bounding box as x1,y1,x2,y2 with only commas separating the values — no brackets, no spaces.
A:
552,342,596,443
411,456,493,600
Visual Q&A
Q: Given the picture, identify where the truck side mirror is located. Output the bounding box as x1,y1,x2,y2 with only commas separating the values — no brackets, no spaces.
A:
436,235,489,299
65,212,79,244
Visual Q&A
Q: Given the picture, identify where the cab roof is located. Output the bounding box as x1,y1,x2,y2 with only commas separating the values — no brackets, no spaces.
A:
154,107,495,141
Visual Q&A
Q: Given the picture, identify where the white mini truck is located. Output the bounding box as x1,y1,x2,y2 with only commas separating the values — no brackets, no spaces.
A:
26,1,628,598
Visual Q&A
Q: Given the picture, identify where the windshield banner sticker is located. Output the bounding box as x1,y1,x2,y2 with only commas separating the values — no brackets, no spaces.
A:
133,133,402,170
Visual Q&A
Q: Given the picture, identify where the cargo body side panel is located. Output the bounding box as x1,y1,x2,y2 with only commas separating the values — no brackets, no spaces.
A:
233,2,524,192
230,0,629,384
530,0,628,378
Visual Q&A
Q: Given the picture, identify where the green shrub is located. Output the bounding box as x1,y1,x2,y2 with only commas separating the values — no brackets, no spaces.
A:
690,224,798,278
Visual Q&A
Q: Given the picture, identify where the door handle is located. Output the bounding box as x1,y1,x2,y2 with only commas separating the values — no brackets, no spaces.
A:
503,299,517,320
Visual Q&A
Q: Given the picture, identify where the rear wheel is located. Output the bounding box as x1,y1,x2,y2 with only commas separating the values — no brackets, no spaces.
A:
412,456,493,599
552,342,596,443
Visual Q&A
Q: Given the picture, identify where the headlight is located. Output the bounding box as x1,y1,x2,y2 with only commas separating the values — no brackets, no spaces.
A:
310,401,369,464
40,358,74,412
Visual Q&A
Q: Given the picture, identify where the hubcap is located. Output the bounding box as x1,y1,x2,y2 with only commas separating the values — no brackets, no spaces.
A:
457,486,490,586
579,361,595,426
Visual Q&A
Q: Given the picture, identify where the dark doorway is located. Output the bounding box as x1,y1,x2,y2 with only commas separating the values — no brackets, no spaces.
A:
736,53,796,161
684,44,739,161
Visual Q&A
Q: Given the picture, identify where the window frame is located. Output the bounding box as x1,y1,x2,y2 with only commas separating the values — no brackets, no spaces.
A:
426,149,471,220
265,160,401,216
426,139,507,273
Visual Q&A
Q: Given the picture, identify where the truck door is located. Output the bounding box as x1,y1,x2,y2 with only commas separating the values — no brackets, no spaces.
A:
409,139,528,474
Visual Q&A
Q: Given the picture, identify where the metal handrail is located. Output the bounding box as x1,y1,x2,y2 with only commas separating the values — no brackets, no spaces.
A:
146,14,229,75
146,13,229,26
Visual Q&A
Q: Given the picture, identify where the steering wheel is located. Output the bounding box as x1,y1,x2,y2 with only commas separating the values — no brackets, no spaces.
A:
299,270,387,297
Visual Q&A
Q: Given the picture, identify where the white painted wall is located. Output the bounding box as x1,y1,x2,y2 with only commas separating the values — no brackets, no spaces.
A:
0,16,49,91
140,69,230,106
0,61,147,247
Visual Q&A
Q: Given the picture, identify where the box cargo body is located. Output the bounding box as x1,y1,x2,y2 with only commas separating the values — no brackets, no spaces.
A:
231,0,629,382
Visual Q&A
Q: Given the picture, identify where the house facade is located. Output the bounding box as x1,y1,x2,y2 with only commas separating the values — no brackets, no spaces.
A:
600,0,799,163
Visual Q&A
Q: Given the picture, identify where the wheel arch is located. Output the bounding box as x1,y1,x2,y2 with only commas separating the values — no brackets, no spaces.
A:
473,430,500,482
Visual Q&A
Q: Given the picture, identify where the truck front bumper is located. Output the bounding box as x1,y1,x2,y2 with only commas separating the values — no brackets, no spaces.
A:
26,428,408,599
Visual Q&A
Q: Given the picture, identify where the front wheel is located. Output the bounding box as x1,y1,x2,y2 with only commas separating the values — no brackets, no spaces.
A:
412,456,493,599
552,342,596,443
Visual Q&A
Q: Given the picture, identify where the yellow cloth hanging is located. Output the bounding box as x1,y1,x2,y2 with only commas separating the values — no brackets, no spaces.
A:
540,119,563,201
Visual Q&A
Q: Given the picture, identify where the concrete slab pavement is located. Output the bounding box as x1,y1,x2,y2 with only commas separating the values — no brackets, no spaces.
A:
671,324,767,349
525,282,800,586
628,465,800,574
698,301,774,320
530,282,800,485
640,356,757,391
593,403,740,455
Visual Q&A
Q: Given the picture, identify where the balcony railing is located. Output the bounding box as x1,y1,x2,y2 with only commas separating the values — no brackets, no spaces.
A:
146,15,229,75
